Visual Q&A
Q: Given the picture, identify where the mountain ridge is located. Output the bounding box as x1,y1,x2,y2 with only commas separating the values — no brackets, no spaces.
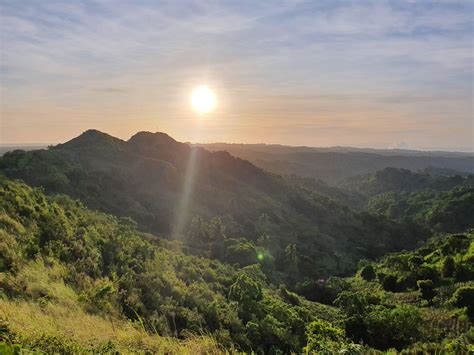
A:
0,129,428,279
198,142,474,183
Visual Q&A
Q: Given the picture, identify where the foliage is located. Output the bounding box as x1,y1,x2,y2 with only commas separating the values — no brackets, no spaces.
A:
342,167,472,196
335,232,474,351
200,143,474,183
451,286,474,320
303,320,346,353
359,264,376,281
0,299,222,354
417,279,435,302
0,176,347,353
0,132,432,281
368,187,474,233
1,138,473,353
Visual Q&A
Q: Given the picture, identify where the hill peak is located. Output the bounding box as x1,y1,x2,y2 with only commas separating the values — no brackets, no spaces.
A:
58,129,124,149
128,131,178,146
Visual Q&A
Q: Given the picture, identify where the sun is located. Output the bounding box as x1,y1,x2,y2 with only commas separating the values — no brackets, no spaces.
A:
191,85,216,114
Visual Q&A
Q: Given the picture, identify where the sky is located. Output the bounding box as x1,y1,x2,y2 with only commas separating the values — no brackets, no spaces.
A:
0,0,473,151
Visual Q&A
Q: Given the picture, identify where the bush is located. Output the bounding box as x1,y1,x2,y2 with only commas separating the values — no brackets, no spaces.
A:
365,305,421,350
417,279,435,302
304,320,345,353
451,286,474,320
380,273,399,292
442,256,455,278
360,265,376,281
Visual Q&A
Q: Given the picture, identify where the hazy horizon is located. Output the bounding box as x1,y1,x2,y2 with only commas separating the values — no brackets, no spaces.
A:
1,128,473,153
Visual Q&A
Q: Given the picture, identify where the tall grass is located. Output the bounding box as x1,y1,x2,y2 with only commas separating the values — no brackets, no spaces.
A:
0,298,223,354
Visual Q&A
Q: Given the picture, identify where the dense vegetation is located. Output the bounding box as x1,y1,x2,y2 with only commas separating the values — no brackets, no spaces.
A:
0,131,429,280
0,176,347,353
368,187,474,233
340,167,473,197
1,176,472,353
340,168,474,234
1,131,473,353
336,232,474,352
199,143,474,183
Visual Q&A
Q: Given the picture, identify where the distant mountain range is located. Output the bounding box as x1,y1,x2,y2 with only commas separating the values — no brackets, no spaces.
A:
0,144,47,156
198,143,474,183
4,141,473,184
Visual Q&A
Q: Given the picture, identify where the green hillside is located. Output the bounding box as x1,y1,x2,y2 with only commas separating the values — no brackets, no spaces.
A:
340,167,473,196
337,168,474,234
0,131,428,279
1,176,472,353
338,232,474,352
0,176,349,353
368,187,474,233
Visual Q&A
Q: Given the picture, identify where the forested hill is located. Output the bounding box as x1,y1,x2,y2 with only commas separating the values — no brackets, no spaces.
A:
340,167,474,196
1,130,427,279
0,176,472,353
335,168,474,234
198,143,474,183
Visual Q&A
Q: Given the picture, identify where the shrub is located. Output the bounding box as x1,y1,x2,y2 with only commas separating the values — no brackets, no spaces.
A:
380,273,399,292
365,305,421,350
360,264,376,281
304,320,345,353
417,279,435,302
442,256,455,278
451,286,474,320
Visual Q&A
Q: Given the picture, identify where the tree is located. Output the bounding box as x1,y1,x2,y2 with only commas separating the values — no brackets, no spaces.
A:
285,244,299,274
360,264,376,281
304,319,345,353
442,256,455,278
229,274,263,318
365,305,421,350
379,273,399,292
225,239,258,266
451,286,474,320
417,279,435,302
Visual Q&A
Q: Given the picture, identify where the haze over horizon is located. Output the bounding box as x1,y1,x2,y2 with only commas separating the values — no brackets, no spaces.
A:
1,128,474,154
1,0,473,151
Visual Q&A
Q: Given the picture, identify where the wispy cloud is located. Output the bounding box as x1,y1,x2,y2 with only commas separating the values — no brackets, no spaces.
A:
0,0,472,150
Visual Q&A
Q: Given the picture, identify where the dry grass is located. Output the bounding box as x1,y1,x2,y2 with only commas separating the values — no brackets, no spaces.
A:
0,298,224,354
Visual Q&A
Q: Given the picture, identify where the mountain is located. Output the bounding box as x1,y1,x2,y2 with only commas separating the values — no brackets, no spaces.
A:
198,143,474,183
0,130,427,279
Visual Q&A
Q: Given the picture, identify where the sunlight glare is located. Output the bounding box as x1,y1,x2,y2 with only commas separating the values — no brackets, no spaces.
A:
191,85,216,114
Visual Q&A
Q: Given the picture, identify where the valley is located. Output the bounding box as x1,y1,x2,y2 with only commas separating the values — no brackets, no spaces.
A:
0,131,473,353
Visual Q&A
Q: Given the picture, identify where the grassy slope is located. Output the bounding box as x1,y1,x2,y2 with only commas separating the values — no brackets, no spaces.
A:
0,299,222,354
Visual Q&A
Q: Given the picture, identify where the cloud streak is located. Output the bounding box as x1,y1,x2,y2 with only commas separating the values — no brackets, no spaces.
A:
0,0,472,150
